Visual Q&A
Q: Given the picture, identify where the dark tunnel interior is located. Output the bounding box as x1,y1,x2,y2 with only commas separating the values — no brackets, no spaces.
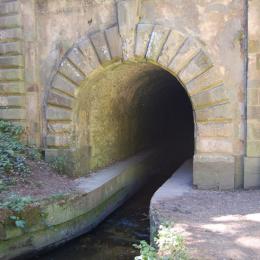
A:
76,62,195,173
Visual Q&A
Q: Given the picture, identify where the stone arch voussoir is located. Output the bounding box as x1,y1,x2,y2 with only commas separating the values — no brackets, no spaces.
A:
45,22,234,189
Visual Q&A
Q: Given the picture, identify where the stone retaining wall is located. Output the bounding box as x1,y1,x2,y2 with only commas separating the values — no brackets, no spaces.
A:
0,151,160,259
0,0,258,189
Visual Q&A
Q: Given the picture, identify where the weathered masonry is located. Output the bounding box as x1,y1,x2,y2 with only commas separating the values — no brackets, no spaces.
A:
0,0,259,190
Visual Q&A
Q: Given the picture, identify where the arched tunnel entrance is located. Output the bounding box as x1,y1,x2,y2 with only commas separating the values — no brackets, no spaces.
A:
39,61,195,259
74,62,194,176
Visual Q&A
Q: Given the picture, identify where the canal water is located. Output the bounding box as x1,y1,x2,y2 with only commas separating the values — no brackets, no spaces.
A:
28,133,194,260
30,157,184,260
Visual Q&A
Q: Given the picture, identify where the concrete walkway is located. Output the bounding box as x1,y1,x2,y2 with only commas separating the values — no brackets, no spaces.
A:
150,160,260,260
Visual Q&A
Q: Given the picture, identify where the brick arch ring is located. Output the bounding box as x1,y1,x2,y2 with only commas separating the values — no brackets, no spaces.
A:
45,23,234,189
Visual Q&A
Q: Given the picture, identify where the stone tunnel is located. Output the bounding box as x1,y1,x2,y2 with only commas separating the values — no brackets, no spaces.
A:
0,0,260,258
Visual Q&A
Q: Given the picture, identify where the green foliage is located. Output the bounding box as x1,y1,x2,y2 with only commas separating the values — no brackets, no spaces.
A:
0,120,41,178
9,215,26,229
49,156,67,175
134,223,188,260
133,240,157,260
27,147,42,161
0,195,33,229
155,223,188,260
0,120,23,136
0,194,33,212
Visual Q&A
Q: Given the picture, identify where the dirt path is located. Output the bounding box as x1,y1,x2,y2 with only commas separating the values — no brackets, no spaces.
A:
150,161,260,260
0,160,76,202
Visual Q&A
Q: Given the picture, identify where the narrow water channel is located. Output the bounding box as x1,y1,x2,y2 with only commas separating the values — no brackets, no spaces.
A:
30,156,185,260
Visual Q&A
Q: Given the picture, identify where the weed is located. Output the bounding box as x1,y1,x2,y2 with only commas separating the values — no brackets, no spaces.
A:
0,195,33,230
133,240,157,260
0,194,33,212
0,120,41,178
9,215,26,229
134,222,188,260
49,156,67,175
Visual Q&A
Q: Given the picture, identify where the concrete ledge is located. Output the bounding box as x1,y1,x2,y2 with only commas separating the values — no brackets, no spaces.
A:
150,159,193,239
0,151,162,259
193,154,235,190
244,157,260,189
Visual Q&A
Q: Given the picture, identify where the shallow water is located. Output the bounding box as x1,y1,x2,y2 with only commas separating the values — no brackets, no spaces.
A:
28,139,193,260
29,168,174,260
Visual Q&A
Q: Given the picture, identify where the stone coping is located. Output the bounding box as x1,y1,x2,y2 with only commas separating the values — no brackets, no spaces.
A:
0,150,158,259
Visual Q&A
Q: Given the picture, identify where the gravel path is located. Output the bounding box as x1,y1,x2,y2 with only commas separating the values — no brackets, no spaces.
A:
150,161,260,260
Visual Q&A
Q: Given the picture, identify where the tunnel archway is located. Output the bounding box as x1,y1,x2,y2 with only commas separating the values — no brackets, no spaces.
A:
45,23,234,189
72,62,194,174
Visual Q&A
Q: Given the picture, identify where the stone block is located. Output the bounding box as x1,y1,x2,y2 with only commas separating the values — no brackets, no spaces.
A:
105,25,123,60
196,103,232,123
66,47,92,76
247,120,260,141
248,54,260,81
0,108,25,120
0,68,24,80
192,85,228,110
249,40,260,53
47,91,73,109
196,137,233,154
51,74,76,97
47,122,71,134
0,95,25,107
248,79,260,88
45,148,73,162
146,25,170,61
247,106,260,120
90,31,111,64
168,38,200,74
0,55,23,68
0,15,21,29
46,107,72,121
0,2,19,16
158,30,186,67
46,134,70,147
197,122,233,138
178,51,213,84
234,155,244,189
117,0,139,37
186,66,223,96
0,28,22,41
0,82,24,94
117,0,139,60
247,141,260,157
244,157,260,189
135,23,153,58
247,88,259,105
58,59,85,85
193,154,235,190
0,42,22,55
257,54,260,70
78,38,100,72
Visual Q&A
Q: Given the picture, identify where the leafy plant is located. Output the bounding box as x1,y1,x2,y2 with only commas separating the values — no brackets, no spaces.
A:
49,156,67,175
0,195,33,230
27,147,42,161
155,223,188,260
133,240,157,260
134,223,188,260
0,120,41,177
9,215,26,229
0,194,33,212
0,120,28,175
